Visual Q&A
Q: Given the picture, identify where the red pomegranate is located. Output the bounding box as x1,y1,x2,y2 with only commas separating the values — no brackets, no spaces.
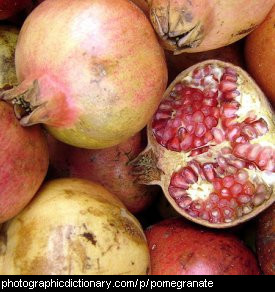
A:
132,60,275,228
47,132,156,213
0,101,49,223
144,0,274,53
256,203,275,275
146,218,260,275
0,0,32,20
1,0,167,149
245,5,275,106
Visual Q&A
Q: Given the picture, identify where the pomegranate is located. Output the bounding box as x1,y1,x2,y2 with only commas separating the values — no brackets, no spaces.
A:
256,203,275,275
145,0,274,54
132,60,275,228
146,218,260,275
1,0,167,149
0,101,49,223
0,26,19,90
47,132,157,213
166,42,245,82
0,178,150,275
245,5,275,106
0,0,32,20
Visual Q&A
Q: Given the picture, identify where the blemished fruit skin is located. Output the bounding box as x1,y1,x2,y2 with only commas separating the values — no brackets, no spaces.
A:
144,0,275,53
0,26,19,89
0,178,150,275
146,218,260,275
256,203,275,275
0,101,49,223
47,132,157,214
245,5,275,106
1,0,167,149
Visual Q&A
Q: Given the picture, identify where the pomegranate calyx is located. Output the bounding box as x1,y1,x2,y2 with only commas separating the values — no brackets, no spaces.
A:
130,148,162,184
0,76,76,127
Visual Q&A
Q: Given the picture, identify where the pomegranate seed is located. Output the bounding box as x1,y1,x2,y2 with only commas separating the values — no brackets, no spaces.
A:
257,146,272,168
243,205,253,214
203,64,213,76
195,123,207,138
230,183,242,196
221,102,239,118
192,68,204,79
229,158,246,169
202,163,217,182
233,143,251,158
241,125,258,140
225,67,237,76
192,111,204,123
180,133,193,151
238,194,251,204
229,198,238,208
167,136,181,152
221,188,230,197
219,199,229,208
181,167,198,184
192,91,204,101
227,165,237,174
222,176,234,188
226,126,241,142
211,107,220,119
221,73,238,83
155,111,171,120
168,186,187,199
186,123,195,134
203,97,218,107
210,193,219,203
222,117,237,128
204,116,218,129
210,209,222,223
212,128,225,144
264,159,275,172
234,170,249,184
178,196,192,209
252,118,268,136
219,80,237,92
217,156,228,169
223,90,240,100
199,211,210,221
247,144,262,161
255,184,267,196
252,194,265,206
170,173,189,189
201,106,211,116
174,83,184,92
243,181,255,196
213,178,223,191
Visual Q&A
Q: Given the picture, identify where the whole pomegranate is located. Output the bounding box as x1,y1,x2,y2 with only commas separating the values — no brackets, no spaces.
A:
0,178,150,275
144,0,274,53
146,218,260,275
166,42,244,82
245,5,275,106
0,101,49,223
47,132,157,213
256,203,275,275
0,0,32,20
1,0,167,149
132,60,275,228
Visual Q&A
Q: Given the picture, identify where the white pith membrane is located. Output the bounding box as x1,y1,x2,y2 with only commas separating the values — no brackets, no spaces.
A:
150,61,275,226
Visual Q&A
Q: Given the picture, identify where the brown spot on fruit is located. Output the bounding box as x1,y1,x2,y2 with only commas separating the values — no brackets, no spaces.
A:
82,232,97,246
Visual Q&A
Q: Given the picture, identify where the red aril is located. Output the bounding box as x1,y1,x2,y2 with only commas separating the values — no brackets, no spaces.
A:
132,60,275,228
0,101,49,223
146,218,260,275
1,0,167,149
145,0,274,54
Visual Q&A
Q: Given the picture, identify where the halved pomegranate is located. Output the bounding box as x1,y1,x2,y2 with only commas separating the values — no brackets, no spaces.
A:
132,60,275,228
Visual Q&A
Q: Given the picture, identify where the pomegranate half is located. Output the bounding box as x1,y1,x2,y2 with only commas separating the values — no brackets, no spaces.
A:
144,0,274,54
132,60,275,228
1,0,167,149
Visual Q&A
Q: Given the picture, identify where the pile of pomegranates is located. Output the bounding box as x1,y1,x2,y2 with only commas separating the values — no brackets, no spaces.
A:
0,0,274,275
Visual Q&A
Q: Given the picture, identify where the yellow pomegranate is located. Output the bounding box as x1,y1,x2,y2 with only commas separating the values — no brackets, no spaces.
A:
0,178,150,275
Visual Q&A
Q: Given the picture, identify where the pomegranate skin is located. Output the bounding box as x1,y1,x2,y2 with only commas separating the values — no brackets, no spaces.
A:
0,101,49,223
3,0,167,149
256,204,275,275
47,132,156,213
146,218,260,275
146,0,274,53
245,5,275,106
